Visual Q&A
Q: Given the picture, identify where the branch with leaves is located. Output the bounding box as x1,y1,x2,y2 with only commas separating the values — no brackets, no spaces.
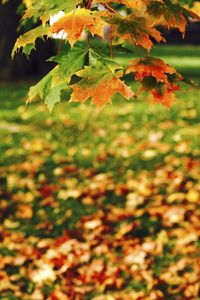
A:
12,0,200,111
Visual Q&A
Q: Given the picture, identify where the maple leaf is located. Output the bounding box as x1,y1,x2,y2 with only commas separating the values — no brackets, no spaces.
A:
27,67,65,111
12,25,50,57
147,0,190,35
151,83,180,107
126,57,176,83
70,64,134,108
27,46,88,111
49,45,88,86
127,57,183,107
50,8,108,47
23,0,80,24
111,11,164,51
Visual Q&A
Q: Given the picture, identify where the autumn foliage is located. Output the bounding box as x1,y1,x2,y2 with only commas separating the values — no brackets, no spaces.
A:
12,0,200,110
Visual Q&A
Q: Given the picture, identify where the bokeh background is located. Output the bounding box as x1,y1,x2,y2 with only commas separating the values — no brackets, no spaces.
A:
0,1,200,299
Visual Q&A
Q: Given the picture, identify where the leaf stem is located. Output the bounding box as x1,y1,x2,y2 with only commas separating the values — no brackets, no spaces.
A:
86,0,93,9
87,33,91,49
109,25,113,59
57,31,64,54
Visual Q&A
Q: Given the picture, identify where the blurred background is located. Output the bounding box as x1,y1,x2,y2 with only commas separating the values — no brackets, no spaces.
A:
0,1,200,299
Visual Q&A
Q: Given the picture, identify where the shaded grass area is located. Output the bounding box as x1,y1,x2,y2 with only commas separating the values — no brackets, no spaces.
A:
0,46,200,299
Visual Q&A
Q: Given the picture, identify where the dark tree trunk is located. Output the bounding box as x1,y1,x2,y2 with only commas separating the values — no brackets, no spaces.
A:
0,0,56,81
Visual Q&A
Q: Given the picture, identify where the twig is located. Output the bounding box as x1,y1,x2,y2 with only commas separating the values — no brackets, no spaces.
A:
100,2,120,15
86,0,93,9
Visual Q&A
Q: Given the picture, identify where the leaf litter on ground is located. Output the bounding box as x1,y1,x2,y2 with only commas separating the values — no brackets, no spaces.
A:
0,81,200,300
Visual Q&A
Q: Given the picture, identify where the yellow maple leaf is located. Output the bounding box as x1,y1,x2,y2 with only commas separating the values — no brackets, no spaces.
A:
12,25,50,57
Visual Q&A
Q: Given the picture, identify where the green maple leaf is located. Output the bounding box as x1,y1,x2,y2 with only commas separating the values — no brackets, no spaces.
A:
27,46,88,111
49,45,89,85
23,0,80,23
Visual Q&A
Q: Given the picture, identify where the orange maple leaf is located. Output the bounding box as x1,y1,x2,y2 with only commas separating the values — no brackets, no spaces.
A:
165,12,187,34
50,9,108,46
127,57,176,83
70,65,135,108
147,1,188,35
151,83,180,108
127,57,182,108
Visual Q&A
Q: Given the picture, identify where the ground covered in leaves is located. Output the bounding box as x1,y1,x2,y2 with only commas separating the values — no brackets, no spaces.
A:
0,46,200,300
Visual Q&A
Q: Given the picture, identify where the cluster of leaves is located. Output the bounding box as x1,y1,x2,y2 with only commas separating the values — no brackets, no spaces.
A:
12,0,200,110
126,57,183,107
0,82,200,299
